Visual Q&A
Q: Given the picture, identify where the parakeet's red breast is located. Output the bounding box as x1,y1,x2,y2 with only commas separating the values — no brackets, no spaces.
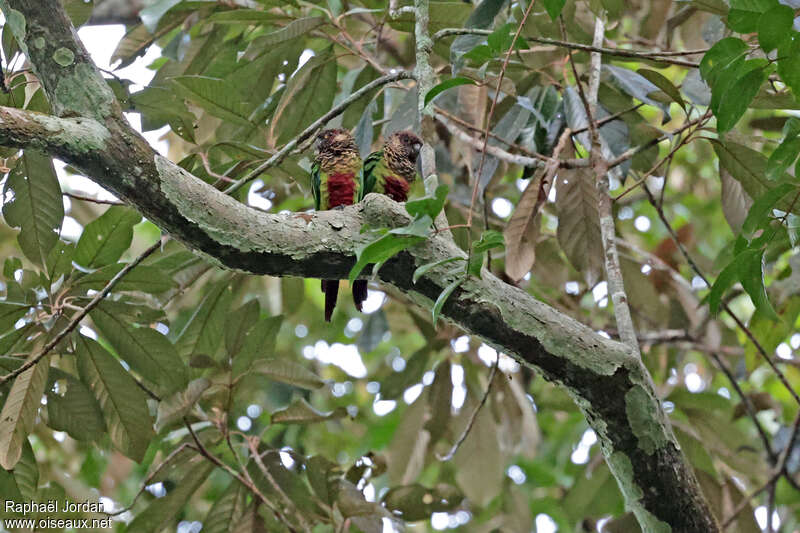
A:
311,129,367,321
360,130,422,203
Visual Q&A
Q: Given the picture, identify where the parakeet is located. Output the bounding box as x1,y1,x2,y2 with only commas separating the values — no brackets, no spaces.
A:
311,128,367,322
360,131,423,202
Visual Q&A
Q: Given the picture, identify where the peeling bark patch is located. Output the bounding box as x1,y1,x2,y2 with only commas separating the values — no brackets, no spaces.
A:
625,385,667,455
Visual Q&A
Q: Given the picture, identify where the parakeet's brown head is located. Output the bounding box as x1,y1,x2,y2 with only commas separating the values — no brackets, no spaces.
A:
388,131,422,163
385,131,422,179
315,128,358,155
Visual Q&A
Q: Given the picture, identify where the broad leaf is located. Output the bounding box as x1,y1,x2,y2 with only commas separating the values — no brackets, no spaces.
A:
176,280,234,361
270,49,338,144
251,359,324,390
125,462,215,532
155,378,210,432
91,301,188,394
2,151,63,265
76,335,154,462
555,167,604,286
271,398,347,424
74,206,141,268
0,351,49,469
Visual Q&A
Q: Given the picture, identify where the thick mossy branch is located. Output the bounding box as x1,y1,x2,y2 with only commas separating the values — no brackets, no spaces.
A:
0,0,719,530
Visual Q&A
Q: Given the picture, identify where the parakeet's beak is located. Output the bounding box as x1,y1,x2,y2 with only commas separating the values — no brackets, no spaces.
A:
412,141,422,154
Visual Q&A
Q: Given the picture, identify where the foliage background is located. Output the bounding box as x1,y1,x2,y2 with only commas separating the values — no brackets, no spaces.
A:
0,0,799,531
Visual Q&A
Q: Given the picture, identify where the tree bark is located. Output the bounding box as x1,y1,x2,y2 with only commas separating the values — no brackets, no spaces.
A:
0,1,719,531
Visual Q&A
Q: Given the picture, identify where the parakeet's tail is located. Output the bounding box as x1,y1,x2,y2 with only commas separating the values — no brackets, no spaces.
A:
352,280,368,311
322,279,339,322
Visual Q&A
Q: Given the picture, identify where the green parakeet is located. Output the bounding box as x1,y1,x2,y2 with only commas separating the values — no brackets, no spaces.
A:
360,130,422,202
311,128,367,322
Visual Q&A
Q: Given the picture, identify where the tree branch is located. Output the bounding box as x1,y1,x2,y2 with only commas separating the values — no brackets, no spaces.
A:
0,1,719,531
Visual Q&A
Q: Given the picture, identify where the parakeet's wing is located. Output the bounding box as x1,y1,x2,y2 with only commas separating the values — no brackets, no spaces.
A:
359,150,383,200
310,160,322,210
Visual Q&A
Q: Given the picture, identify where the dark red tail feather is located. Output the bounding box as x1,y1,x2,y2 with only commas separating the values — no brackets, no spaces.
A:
352,280,368,311
322,279,339,322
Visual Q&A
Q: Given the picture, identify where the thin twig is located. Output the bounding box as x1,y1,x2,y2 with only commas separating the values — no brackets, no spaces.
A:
438,356,499,461
223,70,414,195
432,28,701,67
0,239,162,385
564,13,640,353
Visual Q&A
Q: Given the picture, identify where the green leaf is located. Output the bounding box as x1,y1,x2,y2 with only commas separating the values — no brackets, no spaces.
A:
2,151,63,265
225,300,260,358
74,264,175,293
637,68,686,109
0,302,28,336
74,206,141,268
270,49,338,144
406,184,449,219
271,398,347,424
758,4,794,52
349,233,424,284
727,0,777,33
740,250,779,319
543,0,567,19
139,0,181,33
715,62,769,132
389,215,433,237
45,241,74,283
424,77,477,107
777,33,800,95
125,462,215,532
710,249,777,319
380,347,430,400
203,481,248,533
130,86,196,142
473,230,505,253
712,140,800,216
45,368,105,442
232,315,284,376
741,183,795,239
172,75,251,126
62,0,94,26
91,302,188,394
343,66,381,129
247,16,325,48
383,483,463,521
155,378,210,432
0,352,50,469
413,257,464,284
767,137,800,182
250,359,324,390
699,38,748,86
176,281,234,361
12,439,38,500
76,335,154,462
432,278,464,326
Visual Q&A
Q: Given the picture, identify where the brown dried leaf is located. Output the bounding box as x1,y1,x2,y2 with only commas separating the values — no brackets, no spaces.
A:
555,167,604,287
504,168,548,281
